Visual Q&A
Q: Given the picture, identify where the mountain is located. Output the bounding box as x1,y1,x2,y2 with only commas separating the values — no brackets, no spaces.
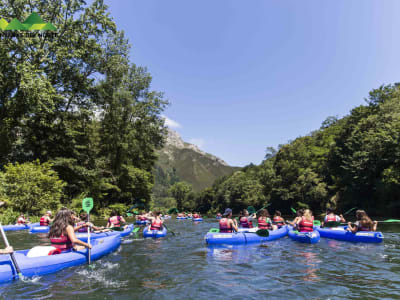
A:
153,129,239,197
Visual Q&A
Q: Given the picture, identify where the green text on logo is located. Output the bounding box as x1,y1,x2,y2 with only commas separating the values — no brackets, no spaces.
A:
0,12,57,31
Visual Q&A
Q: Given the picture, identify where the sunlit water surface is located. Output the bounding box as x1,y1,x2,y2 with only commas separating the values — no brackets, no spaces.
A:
0,219,399,299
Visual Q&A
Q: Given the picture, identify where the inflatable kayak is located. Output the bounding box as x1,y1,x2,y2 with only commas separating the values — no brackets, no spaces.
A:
76,224,134,242
288,228,320,244
0,235,120,284
2,223,39,232
316,226,383,243
192,218,203,222
135,220,148,225
143,226,167,238
176,217,187,220
30,225,50,234
205,225,288,245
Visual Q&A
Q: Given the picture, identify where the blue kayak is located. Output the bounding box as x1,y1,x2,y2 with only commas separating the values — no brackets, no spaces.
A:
288,228,320,244
2,223,39,232
192,218,203,222
143,226,167,238
135,220,148,225
29,225,50,233
0,235,120,284
176,217,187,220
205,225,288,245
316,226,383,243
76,224,134,242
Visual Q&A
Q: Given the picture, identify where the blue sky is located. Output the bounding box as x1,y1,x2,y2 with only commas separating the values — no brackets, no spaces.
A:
104,0,400,166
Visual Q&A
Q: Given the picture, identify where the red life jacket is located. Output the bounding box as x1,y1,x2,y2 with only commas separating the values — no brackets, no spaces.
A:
258,217,272,230
109,216,121,227
40,216,50,226
298,217,314,232
219,218,232,233
150,219,163,231
325,214,338,222
273,216,285,226
139,216,147,221
50,233,73,251
17,217,26,225
193,214,200,218
239,216,253,228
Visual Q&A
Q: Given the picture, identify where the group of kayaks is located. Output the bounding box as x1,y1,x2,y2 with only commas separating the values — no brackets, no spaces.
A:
205,225,384,245
0,221,168,284
176,216,203,221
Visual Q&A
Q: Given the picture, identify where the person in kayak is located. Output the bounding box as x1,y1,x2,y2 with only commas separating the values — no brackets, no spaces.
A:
239,209,256,228
296,209,314,232
146,211,164,231
216,213,222,218
40,211,53,226
0,246,13,254
106,210,128,229
257,209,277,230
193,212,201,219
17,214,29,225
75,211,106,233
48,208,92,252
219,208,238,233
347,210,378,233
272,211,286,228
322,208,345,227
288,209,304,229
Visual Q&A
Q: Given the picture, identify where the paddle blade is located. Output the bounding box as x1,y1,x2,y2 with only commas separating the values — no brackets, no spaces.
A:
290,207,297,214
255,229,269,237
82,197,93,214
209,228,220,233
324,221,341,227
132,227,140,233
382,219,400,223
313,220,321,227
247,206,256,214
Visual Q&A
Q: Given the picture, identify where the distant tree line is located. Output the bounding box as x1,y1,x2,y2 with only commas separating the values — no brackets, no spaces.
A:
171,84,400,217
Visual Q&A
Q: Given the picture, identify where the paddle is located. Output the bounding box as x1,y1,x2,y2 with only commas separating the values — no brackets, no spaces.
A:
132,227,140,233
110,227,124,231
291,207,297,214
343,207,357,216
162,223,175,236
0,223,22,279
380,219,400,223
82,197,93,265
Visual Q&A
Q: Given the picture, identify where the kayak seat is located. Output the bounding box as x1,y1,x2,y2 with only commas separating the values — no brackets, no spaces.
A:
27,246,61,257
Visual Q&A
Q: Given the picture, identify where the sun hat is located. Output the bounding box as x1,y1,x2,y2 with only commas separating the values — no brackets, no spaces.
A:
223,208,232,216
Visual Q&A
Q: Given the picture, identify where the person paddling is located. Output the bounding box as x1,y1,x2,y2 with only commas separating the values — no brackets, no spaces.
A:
106,210,128,229
239,209,256,228
219,208,238,233
40,211,53,226
257,209,277,230
296,209,314,232
193,212,201,219
76,211,106,233
272,211,285,228
48,208,92,252
16,214,29,225
347,210,378,233
322,208,345,227
289,208,304,229
146,211,164,231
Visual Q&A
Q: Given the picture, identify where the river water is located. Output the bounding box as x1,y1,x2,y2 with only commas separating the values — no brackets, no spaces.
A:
0,219,399,299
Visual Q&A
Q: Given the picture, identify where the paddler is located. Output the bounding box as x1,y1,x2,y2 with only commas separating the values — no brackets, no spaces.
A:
146,211,164,231
48,208,92,251
239,209,256,228
16,214,29,225
219,208,238,233
257,209,277,230
193,212,201,219
322,208,345,227
76,211,106,232
347,210,378,233
40,211,53,226
296,209,314,232
272,210,286,228
106,210,128,229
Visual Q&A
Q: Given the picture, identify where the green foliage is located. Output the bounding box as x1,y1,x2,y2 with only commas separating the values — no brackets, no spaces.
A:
0,161,65,215
0,208,19,225
168,182,192,211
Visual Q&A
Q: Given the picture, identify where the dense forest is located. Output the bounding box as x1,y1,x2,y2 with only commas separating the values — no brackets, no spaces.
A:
0,0,167,222
176,84,400,217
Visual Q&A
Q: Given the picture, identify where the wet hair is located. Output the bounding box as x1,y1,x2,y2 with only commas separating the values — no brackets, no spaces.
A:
258,209,270,218
79,212,88,222
110,210,119,217
274,210,282,217
326,208,333,214
239,209,249,218
296,209,304,217
356,210,373,229
303,209,313,220
48,209,74,238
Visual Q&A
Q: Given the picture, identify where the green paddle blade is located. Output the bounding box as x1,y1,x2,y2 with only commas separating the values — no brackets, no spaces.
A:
132,227,140,233
82,197,93,214
247,206,256,214
255,229,269,237
291,207,297,214
209,228,220,233
313,220,321,227
382,219,400,223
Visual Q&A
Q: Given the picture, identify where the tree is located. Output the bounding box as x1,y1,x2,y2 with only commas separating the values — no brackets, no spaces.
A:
168,182,192,211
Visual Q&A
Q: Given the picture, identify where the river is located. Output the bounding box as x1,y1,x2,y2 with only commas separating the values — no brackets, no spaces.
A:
0,219,399,299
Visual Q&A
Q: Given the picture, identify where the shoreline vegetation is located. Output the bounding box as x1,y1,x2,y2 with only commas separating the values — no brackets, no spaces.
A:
1,1,399,222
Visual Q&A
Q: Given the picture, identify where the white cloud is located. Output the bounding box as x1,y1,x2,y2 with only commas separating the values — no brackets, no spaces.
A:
189,138,205,148
162,115,181,129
